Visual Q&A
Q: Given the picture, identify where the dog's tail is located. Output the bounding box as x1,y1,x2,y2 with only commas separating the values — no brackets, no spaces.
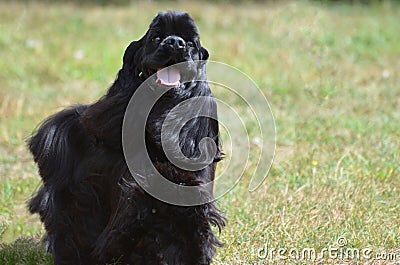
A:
28,105,88,213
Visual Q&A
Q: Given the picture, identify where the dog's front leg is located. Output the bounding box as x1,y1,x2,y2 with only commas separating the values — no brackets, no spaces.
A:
92,187,146,264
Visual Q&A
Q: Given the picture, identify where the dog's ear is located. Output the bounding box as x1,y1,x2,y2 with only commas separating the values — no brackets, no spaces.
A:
200,46,209,61
108,37,145,95
122,38,144,78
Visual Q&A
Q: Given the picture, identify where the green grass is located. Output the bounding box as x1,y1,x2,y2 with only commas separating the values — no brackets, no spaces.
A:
1,1,399,264
0,237,52,265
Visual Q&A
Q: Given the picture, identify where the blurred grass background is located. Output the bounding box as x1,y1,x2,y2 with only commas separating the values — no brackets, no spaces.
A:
0,0,399,264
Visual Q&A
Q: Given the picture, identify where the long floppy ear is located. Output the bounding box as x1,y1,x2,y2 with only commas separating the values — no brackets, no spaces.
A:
200,46,209,61
108,37,145,95
196,46,209,74
122,38,144,77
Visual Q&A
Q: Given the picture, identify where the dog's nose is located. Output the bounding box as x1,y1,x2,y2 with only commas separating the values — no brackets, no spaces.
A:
162,36,186,50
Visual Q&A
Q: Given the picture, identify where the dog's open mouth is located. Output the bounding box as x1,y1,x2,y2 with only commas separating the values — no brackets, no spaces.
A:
156,67,181,87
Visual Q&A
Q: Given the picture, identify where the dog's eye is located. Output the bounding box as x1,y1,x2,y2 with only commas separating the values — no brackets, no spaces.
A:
187,41,194,47
151,37,161,43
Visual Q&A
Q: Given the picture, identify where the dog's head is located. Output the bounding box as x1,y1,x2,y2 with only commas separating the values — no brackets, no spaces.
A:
119,11,209,88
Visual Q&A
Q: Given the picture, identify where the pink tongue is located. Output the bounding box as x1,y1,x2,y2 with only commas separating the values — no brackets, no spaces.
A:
156,67,181,87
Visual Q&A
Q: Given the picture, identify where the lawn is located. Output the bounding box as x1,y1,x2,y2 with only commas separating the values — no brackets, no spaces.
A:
0,1,399,264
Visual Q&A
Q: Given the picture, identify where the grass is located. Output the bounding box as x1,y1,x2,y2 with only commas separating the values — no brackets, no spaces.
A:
1,1,399,264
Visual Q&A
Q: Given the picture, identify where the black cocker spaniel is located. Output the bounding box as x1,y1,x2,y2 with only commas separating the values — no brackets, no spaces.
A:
28,11,225,265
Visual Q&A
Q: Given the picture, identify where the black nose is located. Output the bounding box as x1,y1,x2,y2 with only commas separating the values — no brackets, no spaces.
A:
162,36,186,50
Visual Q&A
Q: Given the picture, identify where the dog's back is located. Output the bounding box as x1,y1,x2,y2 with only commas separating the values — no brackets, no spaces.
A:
28,105,88,185
28,105,109,264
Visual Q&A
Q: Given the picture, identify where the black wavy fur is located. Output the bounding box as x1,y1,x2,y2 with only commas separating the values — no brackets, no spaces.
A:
28,11,225,265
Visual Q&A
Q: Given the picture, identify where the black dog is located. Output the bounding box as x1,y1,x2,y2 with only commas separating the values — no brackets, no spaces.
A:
28,11,225,265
